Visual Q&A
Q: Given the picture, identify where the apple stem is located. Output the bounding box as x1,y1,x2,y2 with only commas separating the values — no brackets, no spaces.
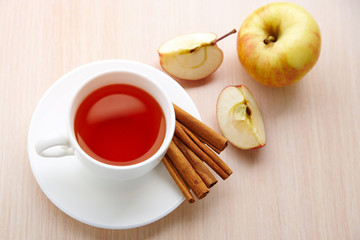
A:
263,35,276,45
211,29,237,45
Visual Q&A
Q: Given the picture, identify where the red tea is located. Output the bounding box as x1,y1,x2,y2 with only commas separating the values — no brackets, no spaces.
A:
74,84,166,166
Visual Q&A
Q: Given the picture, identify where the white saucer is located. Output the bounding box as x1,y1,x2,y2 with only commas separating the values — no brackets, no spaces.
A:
27,60,200,229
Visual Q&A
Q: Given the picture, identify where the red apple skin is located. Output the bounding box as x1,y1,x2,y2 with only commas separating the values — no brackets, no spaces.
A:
237,2,321,87
250,143,265,150
216,85,266,150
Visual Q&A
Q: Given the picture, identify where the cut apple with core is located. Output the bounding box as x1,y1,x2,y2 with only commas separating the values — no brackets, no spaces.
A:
158,30,236,80
217,85,265,150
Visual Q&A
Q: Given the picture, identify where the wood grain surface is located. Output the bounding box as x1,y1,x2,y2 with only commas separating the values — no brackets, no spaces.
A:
1,0,360,239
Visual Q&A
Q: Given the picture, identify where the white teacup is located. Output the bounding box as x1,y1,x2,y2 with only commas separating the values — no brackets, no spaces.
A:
35,70,175,180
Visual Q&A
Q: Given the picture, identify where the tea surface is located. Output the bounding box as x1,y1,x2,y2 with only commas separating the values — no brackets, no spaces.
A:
74,84,166,166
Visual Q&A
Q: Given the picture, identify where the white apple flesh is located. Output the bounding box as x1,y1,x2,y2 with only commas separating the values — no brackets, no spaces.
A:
217,85,265,150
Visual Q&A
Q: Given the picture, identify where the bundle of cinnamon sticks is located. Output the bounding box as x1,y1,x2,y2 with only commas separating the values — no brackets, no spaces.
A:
162,104,233,203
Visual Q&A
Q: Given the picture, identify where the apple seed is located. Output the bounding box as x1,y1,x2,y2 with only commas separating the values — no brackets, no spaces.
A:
245,105,252,117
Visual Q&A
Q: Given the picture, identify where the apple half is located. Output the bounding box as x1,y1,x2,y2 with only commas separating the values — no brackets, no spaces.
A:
216,85,265,149
158,32,223,80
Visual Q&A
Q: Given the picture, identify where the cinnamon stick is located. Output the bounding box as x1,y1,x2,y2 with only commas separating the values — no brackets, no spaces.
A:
166,141,209,200
192,132,222,154
173,136,218,188
174,121,229,180
173,103,228,152
180,122,233,176
162,155,195,203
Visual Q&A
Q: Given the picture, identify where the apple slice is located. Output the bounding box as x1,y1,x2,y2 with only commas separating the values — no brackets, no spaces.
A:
158,30,236,80
216,85,266,149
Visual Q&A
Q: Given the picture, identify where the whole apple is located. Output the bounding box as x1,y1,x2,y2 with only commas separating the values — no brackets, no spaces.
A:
237,2,321,87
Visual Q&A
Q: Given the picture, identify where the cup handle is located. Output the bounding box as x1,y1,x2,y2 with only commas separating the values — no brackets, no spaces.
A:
35,135,75,157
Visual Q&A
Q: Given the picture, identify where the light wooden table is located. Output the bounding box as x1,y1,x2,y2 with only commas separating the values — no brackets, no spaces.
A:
1,0,359,239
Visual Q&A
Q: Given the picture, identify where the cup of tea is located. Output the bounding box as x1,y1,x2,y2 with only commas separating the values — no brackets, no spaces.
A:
35,70,175,180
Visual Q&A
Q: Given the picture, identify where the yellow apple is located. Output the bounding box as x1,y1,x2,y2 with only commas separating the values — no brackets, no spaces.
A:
158,30,236,80
237,2,321,87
